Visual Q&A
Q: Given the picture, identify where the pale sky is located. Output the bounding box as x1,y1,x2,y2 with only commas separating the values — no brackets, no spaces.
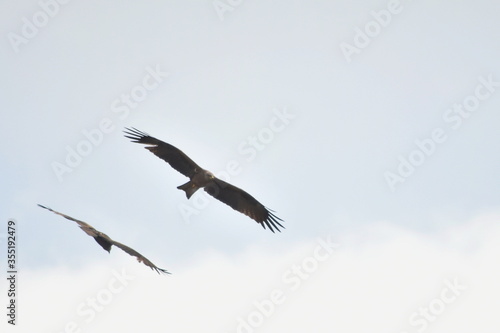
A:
1,1,499,332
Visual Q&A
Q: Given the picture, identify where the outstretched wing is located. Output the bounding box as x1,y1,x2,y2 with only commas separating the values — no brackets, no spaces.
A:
124,127,201,178
37,204,170,274
110,240,170,274
37,204,113,251
203,179,284,233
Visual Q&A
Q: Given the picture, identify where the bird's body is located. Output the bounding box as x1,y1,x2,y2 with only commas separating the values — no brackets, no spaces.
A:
178,169,215,199
38,204,170,274
124,127,284,232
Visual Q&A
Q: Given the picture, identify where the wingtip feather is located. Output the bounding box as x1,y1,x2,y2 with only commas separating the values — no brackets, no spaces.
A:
262,209,284,233
123,127,150,142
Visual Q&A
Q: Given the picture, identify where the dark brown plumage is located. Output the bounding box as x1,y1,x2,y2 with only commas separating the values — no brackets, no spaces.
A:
38,204,170,274
123,127,284,233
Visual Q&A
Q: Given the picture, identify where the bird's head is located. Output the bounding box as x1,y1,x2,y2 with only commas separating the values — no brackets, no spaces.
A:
204,170,215,180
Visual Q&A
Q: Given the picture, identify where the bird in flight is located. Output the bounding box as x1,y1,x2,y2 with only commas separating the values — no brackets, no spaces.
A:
38,204,170,274
123,127,284,233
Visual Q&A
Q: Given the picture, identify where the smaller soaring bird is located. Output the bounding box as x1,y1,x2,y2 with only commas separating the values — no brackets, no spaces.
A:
38,204,170,274
123,127,284,233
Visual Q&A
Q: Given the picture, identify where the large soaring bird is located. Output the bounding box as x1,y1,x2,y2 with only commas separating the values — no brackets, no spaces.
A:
123,127,284,233
38,204,170,274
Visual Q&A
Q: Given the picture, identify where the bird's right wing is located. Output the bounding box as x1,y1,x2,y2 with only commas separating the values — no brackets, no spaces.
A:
37,204,101,238
124,127,202,178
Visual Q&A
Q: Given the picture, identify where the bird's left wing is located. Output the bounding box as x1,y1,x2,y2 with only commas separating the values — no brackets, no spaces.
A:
204,178,284,233
110,240,171,274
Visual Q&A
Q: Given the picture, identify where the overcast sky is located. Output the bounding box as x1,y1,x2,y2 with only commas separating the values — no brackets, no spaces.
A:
1,0,499,332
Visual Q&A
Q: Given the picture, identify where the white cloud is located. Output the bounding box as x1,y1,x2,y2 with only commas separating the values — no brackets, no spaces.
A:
2,212,499,333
